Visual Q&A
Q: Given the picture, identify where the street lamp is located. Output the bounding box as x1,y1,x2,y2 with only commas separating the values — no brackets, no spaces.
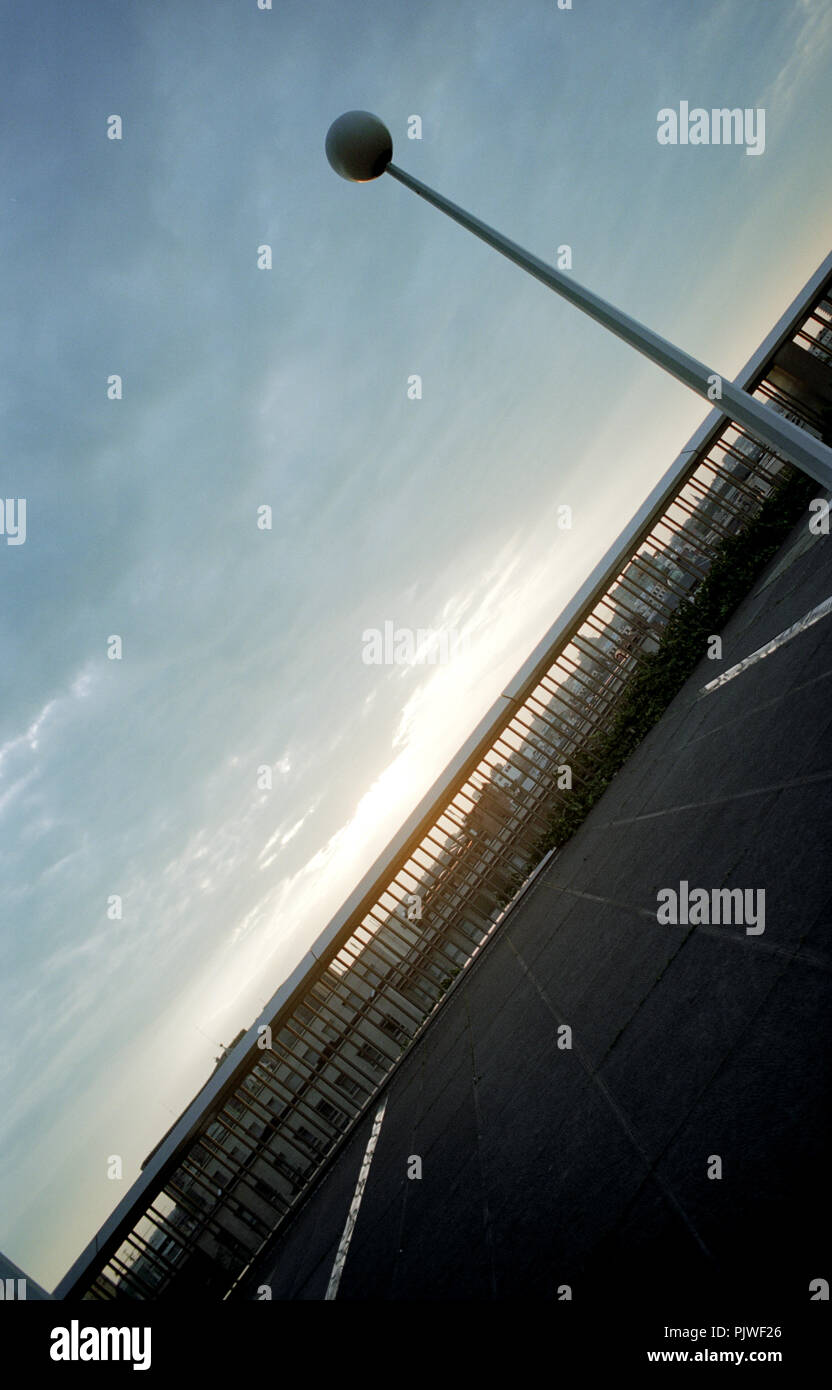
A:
325,110,832,491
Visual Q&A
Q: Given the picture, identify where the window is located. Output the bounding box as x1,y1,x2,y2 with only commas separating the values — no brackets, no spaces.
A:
315,1098,345,1126
357,1042,385,1069
294,1126,322,1153
271,1150,301,1188
378,1015,409,1047
335,1070,363,1098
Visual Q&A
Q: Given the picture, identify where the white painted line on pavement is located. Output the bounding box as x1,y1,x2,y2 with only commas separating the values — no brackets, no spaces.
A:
324,1095,388,1300
700,594,832,695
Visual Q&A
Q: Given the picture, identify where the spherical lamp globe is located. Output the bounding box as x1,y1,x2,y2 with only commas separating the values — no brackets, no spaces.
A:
325,111,393,182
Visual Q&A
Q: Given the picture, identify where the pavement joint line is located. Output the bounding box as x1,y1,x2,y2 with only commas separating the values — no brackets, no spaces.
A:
508,908,824,1267
750,512,828,598
629,929,820,1210
538,884,832,971
463,995,498,1297
503,934,714,1262
678,667,832,751
324,1095,388,1300
540,884,657,920
699,593,832,695
599,769,832,825
390,1058,424,1294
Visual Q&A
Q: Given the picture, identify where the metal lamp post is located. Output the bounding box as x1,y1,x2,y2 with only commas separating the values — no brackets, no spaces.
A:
325,110,832,491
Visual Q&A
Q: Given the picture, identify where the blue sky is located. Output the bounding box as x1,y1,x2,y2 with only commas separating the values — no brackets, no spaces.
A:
1,0,830,1290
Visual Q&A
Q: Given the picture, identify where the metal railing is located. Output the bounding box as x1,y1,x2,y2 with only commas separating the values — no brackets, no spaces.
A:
54,252,832,1300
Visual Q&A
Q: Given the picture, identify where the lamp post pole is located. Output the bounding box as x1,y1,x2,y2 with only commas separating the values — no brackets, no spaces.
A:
326,110,832,492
